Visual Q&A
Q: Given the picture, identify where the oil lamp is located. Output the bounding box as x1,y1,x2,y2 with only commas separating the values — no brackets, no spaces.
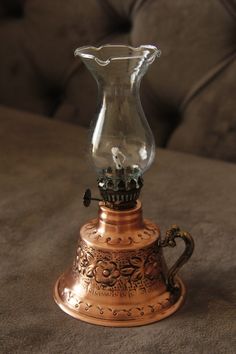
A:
53,45,194,327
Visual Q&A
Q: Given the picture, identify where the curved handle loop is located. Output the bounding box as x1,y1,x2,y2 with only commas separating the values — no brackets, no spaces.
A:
159,225,194,293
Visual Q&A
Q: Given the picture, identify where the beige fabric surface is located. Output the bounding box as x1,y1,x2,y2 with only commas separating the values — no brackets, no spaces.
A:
0,106,236,354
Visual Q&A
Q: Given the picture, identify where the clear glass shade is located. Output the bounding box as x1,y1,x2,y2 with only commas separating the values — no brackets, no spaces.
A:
75,45,160,182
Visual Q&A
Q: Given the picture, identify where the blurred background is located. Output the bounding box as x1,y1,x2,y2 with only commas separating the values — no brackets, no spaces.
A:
0,0,235,162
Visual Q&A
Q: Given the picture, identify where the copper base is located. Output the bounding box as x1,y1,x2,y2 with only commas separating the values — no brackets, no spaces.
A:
54,275,185,327
54,201,194,327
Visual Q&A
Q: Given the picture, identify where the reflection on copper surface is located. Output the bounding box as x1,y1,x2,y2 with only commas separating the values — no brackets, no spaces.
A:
54,201,194,327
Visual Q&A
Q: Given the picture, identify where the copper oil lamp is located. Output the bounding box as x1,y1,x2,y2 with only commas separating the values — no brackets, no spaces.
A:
53,45,194,327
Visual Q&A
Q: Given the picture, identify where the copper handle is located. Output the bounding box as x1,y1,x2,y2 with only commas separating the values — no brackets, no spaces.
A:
160,225,194,293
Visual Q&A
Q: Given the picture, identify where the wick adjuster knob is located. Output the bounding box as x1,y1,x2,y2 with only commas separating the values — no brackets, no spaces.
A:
83,188,102,207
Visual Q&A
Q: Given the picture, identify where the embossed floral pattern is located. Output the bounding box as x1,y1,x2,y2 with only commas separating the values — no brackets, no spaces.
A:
94,260,120,287
74,243,162,287
120,257,143,280
74,247,96,278
120,255,160,281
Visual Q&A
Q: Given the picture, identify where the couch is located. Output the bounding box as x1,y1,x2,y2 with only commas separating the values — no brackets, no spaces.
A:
0,0,236,162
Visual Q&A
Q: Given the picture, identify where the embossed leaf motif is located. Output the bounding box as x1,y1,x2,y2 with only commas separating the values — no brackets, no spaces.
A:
130,257,143,267
86,265,95,278
120,257,144,280
120,267,135,276
75,249,96,276
144,255,160,280
131,269,143,281
86,252,94,263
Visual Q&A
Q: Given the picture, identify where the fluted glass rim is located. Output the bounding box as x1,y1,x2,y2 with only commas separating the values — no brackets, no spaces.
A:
74,44,161,66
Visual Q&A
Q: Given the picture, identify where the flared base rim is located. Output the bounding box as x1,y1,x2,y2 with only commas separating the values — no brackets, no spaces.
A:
53,276,186,327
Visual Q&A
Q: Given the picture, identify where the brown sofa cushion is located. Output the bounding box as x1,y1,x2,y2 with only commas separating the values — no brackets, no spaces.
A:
0,0,235,161
168,58,236,162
